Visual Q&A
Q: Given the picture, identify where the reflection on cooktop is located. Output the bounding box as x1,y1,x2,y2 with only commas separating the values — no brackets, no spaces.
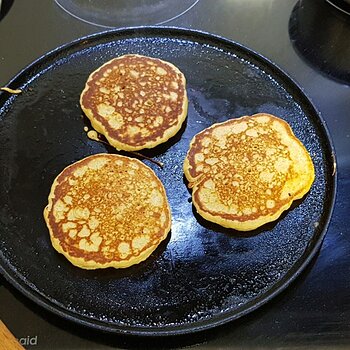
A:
327,0,350,15
289,0,350,85
55,0,199,27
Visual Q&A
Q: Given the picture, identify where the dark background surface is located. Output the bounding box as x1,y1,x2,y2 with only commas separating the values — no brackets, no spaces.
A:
0,0,349,349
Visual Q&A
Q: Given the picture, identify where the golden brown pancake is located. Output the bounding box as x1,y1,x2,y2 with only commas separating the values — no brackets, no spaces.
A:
183,113,315,231
44,154,171,269
80,54,188,151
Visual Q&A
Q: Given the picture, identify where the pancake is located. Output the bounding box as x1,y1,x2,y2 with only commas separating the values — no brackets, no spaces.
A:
183,113,315,231
44,154,171,269
80,54,188,151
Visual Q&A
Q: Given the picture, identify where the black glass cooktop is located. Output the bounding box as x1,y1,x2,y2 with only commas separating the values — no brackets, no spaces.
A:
0,0,349,349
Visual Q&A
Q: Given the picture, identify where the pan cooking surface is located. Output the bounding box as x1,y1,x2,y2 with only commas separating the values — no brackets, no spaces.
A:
0,28,335,335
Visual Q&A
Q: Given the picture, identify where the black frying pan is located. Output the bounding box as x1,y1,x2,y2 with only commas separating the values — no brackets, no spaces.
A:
0,27,336,336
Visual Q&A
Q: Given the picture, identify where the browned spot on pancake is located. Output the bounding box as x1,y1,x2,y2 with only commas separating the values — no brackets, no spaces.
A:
183,113,315,231
80,54,188,151
44,154,171,269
